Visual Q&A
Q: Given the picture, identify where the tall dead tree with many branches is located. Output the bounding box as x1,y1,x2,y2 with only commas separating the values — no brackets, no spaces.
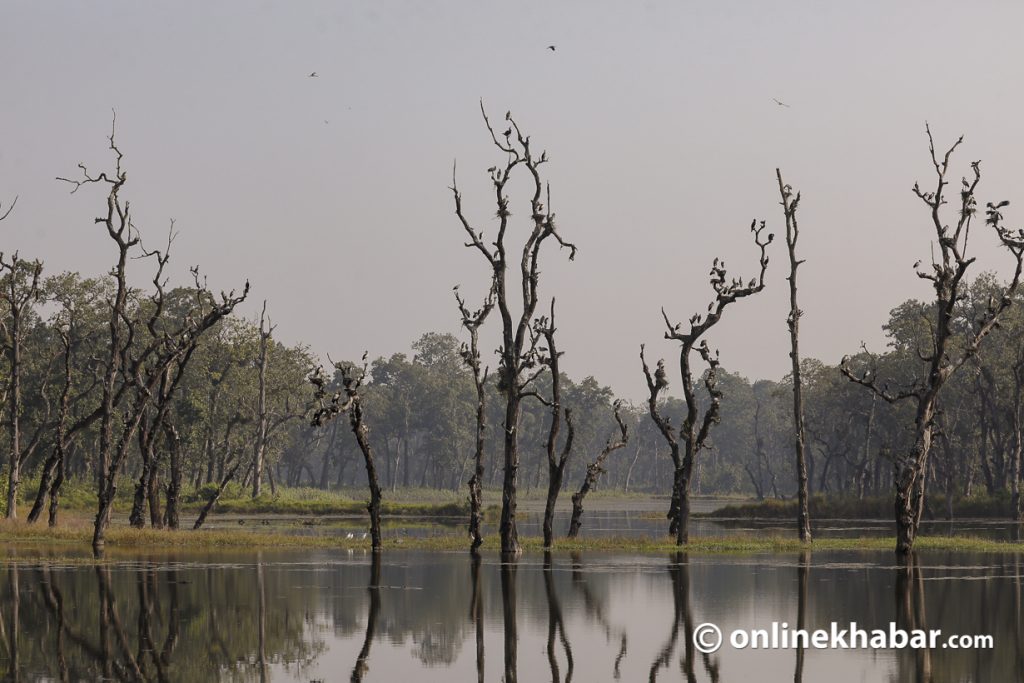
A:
777,169,812,542
59,121,248,551
455,280,496,552
841,126,1024,554
452,103,577,555
642,221,772,544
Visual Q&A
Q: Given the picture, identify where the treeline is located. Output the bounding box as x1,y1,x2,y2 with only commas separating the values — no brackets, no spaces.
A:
5,268,1024,515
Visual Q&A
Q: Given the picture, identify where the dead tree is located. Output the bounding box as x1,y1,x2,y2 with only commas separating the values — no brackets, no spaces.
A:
841,126,1024,554
454,280,496,552
530,301,576,549
0,249,44,519
452,103,577,554
568,401,629,538
642,221,772,544
57,122,136,541
310,357,383,551
251,301,274,498
778,169,812,542
59,123,248,550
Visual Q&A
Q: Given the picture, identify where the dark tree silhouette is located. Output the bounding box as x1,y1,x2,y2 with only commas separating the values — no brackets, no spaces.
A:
311,357,384,550
642,221,772,544
452,102,577,554
568,401,628,538
455,280,496,551
842,127,1024,554
777,168,812,542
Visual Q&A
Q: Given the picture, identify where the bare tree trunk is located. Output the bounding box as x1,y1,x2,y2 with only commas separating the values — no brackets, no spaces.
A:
193,460,242,530
568,403,628,538
252,301,272,499
164,422,182,530
777,170,812,542
535,302,575,549
457,284,495,551
311,360,383,550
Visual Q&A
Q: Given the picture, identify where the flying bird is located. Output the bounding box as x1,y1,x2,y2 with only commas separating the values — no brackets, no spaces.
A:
547,45,556,51
772,98,790,108
309,71,319,78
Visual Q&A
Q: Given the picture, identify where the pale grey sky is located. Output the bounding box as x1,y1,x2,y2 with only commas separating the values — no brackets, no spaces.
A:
2,1,1023,400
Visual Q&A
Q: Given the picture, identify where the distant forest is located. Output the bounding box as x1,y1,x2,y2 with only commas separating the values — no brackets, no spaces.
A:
3,255,1022,505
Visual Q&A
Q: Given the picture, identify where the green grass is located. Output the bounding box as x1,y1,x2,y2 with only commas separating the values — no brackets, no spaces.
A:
10,479,471,517
3,518,1024,556
705,493,1017,520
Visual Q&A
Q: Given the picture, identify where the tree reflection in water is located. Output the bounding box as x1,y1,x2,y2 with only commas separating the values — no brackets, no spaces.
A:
351,552,382,682
4,549,1024,681
469,550,484,683
570,551,626,679
501,554,518,683
649,553,719,683
896,553,932,683
543,552,573,682
794,550,809,683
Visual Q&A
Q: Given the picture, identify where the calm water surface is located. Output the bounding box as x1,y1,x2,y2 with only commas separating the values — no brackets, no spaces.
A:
1,545,1021,682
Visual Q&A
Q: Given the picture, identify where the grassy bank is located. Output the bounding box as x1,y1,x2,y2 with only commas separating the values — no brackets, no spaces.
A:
3,518,1024,556
10,480,474,517
706,493,1017,520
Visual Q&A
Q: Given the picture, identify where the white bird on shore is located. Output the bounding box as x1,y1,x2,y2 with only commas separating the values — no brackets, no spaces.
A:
346,532,354,539
361,532,368,540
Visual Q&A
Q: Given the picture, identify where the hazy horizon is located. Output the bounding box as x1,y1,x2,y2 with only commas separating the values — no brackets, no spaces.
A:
3,1,1024,401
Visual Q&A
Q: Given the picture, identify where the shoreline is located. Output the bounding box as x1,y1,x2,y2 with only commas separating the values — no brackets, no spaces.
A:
3,520,1024,557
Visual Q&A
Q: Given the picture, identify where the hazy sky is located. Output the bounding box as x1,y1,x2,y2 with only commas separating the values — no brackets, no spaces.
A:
2,1,1024,400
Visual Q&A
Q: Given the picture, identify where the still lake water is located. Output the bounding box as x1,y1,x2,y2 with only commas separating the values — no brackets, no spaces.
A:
1,542,1022,682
